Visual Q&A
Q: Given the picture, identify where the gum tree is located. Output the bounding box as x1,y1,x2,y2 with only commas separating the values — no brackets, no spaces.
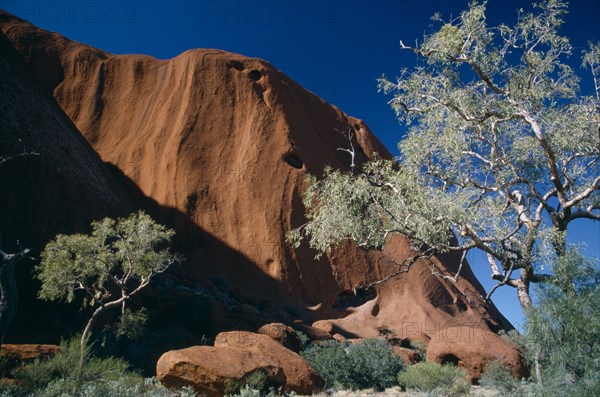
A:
292,0,599,318
37,211,178,365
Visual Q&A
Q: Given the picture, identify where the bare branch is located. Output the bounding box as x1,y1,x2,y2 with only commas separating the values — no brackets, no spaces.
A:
564,176,600,209
0,152,39,168
567,210,600,222
360,247,436,289
335,128,357,171
520,112,568,207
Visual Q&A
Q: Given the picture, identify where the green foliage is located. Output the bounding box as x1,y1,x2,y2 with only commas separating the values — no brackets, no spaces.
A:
224,370,269,396
224,371,299,397
1,337,194,397
301,339,403,391
479,360,523,395
37,211,178,353
397,362,470,396
524,249,600,396
301,340,350,389
0,380,23,397
31,377,195,397
37,211,176,306
345,339,404,390
15,336,137,394
114,308,148,341
227,385,296,397
295,331,310,348
229,386,262,397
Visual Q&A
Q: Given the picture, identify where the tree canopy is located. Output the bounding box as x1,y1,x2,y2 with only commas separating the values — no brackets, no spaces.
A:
37,211,178,362
291,0,599,311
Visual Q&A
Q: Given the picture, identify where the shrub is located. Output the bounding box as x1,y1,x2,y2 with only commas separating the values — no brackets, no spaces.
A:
479,360,521,394
345,339,404,390
227,384,298,397
15,336,136,394
7,337,193,397
35,377,195,397
301,340,352,389
295,331,310,348
230,385,262,397
397,362,470,397
0,381,23,397
224,370,270,395
301,338,403,391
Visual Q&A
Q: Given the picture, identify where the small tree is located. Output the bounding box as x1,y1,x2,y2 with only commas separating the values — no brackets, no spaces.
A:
37,211,178,364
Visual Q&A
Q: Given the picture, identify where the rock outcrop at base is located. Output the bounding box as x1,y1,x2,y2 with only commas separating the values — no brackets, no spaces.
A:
426,326,529,382
257,323,304,353
392,346,421,365
156,331,324,397
0,344,61,362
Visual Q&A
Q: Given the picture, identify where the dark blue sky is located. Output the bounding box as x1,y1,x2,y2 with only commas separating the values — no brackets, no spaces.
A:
3,0,599,329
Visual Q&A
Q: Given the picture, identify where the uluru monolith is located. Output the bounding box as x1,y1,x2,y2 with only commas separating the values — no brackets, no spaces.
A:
0,9,525,380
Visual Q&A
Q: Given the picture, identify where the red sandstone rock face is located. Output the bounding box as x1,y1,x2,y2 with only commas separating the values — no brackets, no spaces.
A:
157,331,324,396
311,320,335,335
426,326,529,382
290,323,334,343
392,346,421,365
0,344,61,362
257,323,303,353
0,10,521,374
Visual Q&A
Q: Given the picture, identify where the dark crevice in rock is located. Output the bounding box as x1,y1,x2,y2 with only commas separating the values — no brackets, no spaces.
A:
248,69,261,81
283,153,303,169
332,287,376,309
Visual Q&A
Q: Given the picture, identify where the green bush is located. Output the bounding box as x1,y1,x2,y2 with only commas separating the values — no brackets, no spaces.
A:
227,384,299,397
301,340,352,389
33,377,195,397
15,337,136,394
295,331,310,348
3,337,193,397
230,385,262,397
224,370,270,396
0,381,23,397
479,360,521,395
301,338,403,391
397,362,470,397
345,339,403,390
